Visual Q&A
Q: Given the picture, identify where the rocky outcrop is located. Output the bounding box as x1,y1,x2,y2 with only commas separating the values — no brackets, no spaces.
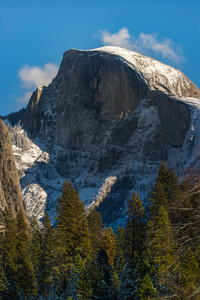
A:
0,119,28,220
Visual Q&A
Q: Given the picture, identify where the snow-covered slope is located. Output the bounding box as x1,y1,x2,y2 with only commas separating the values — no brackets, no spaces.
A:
7,94,200,226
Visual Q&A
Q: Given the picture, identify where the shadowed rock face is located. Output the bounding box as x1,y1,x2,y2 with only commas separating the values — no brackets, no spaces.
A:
0,119,28,220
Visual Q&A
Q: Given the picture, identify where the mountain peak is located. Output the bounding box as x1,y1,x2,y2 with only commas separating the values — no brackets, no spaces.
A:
63,46,200,98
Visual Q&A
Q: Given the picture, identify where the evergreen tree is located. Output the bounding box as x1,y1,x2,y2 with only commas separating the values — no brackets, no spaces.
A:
15,210,37,299
181,247,199,288
55,181,90,264
38,212,55,298
101,227,116,269
0,267,6,297
118,259,136,300
84,255,101,300
0,207,17,272
137,273,156,300
28,215,42,272
118,255,154,300
87,209,103,259
95,248,112,300
150,161,170,215
0,207,18,300
147,205,175,295
67,253,92,299
115,226,125,273
125,191,145,259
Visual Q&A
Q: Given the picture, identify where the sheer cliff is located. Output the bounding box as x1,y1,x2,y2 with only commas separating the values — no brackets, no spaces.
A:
0,119,28,220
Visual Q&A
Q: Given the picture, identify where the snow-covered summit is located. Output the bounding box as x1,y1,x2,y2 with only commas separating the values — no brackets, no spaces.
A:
88,46,200,97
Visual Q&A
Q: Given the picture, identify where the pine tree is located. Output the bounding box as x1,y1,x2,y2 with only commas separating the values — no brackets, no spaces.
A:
125,191,145,260
137,273,156,300
150,161,170,215
55,181,90,263
84,255,101,300
118,254,154,300
38,212,55,298
95,248,112,300
0,207,18,300
28,215,42,272
115,226,125,273
0,267,6,297
147,205,175,295
181,247,199,288
101,227,116,269
118,259,136,300
0,207,17,272
87,208,103,259
15,210,37,299
67,253,92,299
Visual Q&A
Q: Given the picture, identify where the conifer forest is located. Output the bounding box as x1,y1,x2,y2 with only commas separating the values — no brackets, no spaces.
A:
0,162,200,299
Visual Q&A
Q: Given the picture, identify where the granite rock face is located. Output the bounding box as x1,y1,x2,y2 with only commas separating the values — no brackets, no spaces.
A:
6,46,200,226
0,119,28,220
19,48,197,152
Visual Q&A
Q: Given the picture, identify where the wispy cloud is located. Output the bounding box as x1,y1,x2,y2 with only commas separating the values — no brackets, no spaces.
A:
18,63,59,89
96,27,185,65
97,28,133,50
16,62,59,108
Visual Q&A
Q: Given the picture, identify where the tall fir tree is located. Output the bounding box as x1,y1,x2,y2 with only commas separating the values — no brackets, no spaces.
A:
28,215,42,273
181,247,199,289
15,210,37,299
87,208,103,259
125,191,146,260
101,227,116,269
95,248,112,300
67,253,92,299
115,226,125,273
54,180,90,263
38,212,55,298
0,207,18,300
147,205,175,296
149,161,178,215
137,273,156,300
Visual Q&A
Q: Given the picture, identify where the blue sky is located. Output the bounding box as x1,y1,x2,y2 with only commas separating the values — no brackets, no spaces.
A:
0,0,199,116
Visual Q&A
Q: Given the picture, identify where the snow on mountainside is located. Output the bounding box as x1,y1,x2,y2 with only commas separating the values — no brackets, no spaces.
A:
7,95,200,226
6,46,200,226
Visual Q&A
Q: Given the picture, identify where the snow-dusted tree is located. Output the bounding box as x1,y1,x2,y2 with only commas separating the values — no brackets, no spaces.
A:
67,253,92,299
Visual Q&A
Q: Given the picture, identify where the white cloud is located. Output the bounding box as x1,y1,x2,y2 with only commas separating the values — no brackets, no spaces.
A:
97,27,133,49
96,28,185,65
18,63,59,89
16,62,59,109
